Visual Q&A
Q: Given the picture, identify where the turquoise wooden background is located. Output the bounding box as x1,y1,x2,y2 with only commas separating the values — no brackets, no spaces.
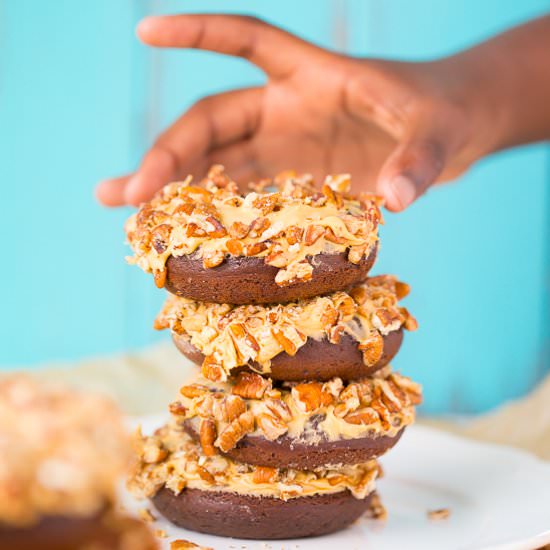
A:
2,0,549,414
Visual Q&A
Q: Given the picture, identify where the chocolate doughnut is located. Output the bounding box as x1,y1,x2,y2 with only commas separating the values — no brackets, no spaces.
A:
125,166,382,304
156,275,416,383
173,329,403,382
184,420,404,469
128,426,380,540
0,376,134,548
171,370,422,469
0,512,158,550
152,487,374,540
164,248,377,305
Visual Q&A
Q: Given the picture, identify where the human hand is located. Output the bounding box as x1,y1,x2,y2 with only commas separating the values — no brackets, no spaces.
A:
96,14,504,211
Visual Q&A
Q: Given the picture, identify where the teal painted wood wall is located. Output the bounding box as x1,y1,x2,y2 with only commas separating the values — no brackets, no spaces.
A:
2,0,549,414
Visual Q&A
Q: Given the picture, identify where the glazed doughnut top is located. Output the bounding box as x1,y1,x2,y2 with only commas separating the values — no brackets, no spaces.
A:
128,425,380,501
125,165,382,288
173,369,422,452
0,376,130,527
155,275,418,381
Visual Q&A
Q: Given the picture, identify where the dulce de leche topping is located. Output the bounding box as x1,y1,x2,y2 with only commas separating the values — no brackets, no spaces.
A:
171,369,422,452
128,423,380,501
125,165,382,288
0,376,130,527
155,275,418,381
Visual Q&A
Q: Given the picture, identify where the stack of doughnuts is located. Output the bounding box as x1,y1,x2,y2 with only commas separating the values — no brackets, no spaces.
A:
126,166,422,540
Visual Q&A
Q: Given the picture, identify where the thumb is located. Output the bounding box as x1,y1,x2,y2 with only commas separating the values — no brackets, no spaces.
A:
377,131,448,212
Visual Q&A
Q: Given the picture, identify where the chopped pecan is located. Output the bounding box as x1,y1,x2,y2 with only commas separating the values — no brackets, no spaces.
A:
304,224,325,246
169,402,187,416
252,193,280,215
285,225,303,245
229,323,260,354
205,216,227,238
348,244,368,264
153,269,166,288
195,465,215,484
152,224,172,253
248,217,271,238
228,221,250,239
202,250,225,268
186,222,207,238
226,238,244,255
344,408,379,425
292,382,333,413
213,394,246,422
264,398,292,422
257,413,288,440
324,226,347,244
215,411,254,452
328,324,344,344
201,356,226,382
141,439,168,464
244,242,268,256
359,333,385,366
199,419,217,456
271,328,299,356
180,384,209,399
232,372,271,399
252,466,279,484
324,173,351,193
320,305,339,329
321,183,344,207
400,307,418,331
395,281,411,299
336,295,356,319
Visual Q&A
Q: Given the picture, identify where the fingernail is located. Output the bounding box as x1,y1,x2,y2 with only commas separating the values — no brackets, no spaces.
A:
386,175,416,210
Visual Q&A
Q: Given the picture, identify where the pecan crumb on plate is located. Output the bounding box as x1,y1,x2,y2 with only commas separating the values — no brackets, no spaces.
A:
427,508,451,520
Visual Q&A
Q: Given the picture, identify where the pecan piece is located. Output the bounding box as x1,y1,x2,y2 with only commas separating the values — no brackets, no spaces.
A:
248,217,271,238
285,225,303,245
257,413,288,440
292,382,333,413
359,333,384,366
215,411,255,452
232,372,271,399
252,466,279,484
180,384,209,399
195,465,215,484
321,183,344,207
304,224,325,246
153,269,166,289
212,394,246,422
228,221,250,239
201,356,226,382
252,193,280,215
202,250,225,268
271,328,298,356
186,222,207,238
324,226,347,244
320,305,339,329
226,238,244,255
348,244,368,264
344,408,379,425
152,224,172,253
199,419,217,456
244,242,268,256
205,216,227,238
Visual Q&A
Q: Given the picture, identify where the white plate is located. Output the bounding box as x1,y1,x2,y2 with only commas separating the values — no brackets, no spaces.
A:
122,419,550,550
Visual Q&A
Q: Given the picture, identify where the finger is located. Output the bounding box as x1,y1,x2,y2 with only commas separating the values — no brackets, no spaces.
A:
377,130,449,212
95,174,133,207
137,14,322,78
124,87,263,206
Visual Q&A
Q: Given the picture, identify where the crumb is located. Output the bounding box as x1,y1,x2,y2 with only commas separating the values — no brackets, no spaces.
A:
366,494,387,521
427,508,451,521
138,508,156,523
171,540,213,550
154,529,168,538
